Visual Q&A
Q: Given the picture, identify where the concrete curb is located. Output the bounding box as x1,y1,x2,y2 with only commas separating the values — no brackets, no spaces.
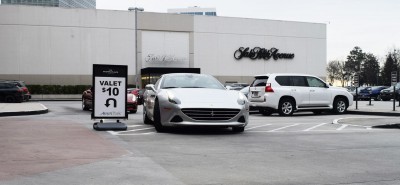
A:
347,110,400,117
0,105,49,117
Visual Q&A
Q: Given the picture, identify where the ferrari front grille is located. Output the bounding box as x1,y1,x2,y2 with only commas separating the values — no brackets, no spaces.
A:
181,108,240,121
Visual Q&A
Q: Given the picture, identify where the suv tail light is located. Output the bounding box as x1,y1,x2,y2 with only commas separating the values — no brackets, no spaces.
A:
17,88,23,92
265,83,274,92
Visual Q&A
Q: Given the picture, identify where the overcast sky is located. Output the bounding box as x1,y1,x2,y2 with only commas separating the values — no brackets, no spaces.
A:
97,0,399,63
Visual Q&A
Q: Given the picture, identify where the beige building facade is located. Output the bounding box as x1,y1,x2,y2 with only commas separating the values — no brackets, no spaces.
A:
0,5,327,87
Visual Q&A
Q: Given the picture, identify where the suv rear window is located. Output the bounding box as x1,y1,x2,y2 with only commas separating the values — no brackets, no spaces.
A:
275,76,308,87
275,76,291,86
251,76,269,87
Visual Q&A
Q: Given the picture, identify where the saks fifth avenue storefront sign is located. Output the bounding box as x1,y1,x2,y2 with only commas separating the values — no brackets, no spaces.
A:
145,54,187,63
234,47,295,60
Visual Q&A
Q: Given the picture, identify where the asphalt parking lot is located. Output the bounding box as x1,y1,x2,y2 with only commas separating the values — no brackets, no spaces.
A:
1,101,400,185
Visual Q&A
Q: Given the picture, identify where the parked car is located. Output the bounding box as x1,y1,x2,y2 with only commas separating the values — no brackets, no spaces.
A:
240,86,250,98
248,74,353,116
128,88,144,105
0,82,24,103
143,73,249,132
82,87,138,113
227,83,250,91
0,80,31,101
357,86,388,101
126,93,138,113
380,83,400,101
348,87,367,101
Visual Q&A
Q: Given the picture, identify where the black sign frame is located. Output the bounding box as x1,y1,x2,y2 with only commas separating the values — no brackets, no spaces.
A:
92,64,128,120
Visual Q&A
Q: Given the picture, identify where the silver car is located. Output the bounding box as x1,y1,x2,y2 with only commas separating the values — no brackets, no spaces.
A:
143,73,249,132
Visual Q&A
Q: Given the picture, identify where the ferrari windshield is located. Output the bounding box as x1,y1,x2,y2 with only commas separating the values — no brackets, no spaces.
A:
161,74,225,90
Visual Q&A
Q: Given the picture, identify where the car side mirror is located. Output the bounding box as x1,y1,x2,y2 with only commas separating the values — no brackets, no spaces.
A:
145,84,156,92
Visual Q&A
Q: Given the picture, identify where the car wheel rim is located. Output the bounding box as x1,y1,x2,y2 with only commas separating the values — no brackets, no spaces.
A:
337,101,346,112
282,102,292,114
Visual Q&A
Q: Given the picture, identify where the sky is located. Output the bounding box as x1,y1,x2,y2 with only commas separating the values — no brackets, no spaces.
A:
98,0,400,63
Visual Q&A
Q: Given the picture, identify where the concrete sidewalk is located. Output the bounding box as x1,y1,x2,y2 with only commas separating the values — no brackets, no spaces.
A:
0,102,48,117
347,100,400,116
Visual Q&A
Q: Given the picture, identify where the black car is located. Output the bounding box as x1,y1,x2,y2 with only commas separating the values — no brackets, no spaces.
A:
380,83,400,101
0,80,31,101
0,82,24,103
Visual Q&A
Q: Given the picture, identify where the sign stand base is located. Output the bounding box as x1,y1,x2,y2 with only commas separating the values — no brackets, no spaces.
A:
93,120,127,131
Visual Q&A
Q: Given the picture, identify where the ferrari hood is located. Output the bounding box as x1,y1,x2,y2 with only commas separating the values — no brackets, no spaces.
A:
166,88,242,106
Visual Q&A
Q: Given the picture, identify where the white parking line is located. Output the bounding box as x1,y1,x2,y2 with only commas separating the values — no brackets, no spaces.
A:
303,123,328,131
116,127,154,133
127,125,146,128
117,132,156,136
268,124,299,132
336,124,348,131
245,124,272,130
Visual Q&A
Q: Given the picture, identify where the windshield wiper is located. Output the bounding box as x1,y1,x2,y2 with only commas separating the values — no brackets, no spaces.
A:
162,87,179,89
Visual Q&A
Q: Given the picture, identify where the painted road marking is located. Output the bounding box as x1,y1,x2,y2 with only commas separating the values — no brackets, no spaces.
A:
114,127,154,133
117,132,155,136
303,123,328,131
336,124,348,131
245,124,272,130
108,121,380,136
268,123,299,132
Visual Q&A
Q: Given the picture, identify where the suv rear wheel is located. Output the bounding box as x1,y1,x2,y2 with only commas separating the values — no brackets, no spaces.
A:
278,98,295,116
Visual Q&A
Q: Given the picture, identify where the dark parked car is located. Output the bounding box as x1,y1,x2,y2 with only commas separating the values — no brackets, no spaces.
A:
358,86,388,101
0,80,31,101
380,83,400,101
349,87,367,100
0,82,24,103
82,87,138,113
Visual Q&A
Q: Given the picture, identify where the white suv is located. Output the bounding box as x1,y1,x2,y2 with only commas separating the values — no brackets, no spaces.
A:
248,74,353,116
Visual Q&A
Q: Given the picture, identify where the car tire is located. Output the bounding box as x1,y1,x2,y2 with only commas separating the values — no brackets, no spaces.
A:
130,110,137,114
333,97,347,114
278,98,294,116
5,96,15,103
259,109,272,116
375,95,381,101
232,127,245,132
153,99,165,132
143,105,153,125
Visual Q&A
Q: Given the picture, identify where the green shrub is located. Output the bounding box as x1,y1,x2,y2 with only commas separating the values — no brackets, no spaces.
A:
26,85,91,94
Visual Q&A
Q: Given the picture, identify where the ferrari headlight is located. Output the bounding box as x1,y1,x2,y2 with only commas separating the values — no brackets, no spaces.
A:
237,92,247,105
167,91,181,104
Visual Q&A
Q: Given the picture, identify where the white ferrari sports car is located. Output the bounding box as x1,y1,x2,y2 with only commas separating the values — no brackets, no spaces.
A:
143,73,249,132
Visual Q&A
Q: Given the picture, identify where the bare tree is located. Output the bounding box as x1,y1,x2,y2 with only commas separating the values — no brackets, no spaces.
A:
327,60,340,84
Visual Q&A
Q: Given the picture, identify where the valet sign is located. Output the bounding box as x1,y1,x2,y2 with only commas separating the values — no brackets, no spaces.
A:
92,64,127,119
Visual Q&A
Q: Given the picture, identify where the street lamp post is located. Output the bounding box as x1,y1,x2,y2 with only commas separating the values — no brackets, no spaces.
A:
128,7,144,88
